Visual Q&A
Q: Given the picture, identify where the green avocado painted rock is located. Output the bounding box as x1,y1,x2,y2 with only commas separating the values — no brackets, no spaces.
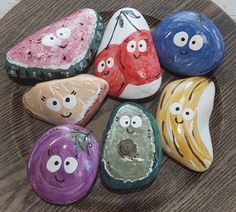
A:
100,103,162,190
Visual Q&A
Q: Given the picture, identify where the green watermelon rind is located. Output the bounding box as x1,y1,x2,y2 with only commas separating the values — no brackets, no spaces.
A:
100,102,162,190
5,10,104,80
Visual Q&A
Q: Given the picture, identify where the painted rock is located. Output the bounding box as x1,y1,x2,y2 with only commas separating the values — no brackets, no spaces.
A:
153,11,224,76
94,8,162,99
5,9,104,80
27,125,99,204
156,77,215,172
23,74,109,126
100,103,162,189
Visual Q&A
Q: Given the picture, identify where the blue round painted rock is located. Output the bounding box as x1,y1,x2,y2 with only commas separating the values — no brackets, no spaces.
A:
153,11,224,76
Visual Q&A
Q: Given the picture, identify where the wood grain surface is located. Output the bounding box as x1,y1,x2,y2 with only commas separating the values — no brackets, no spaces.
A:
0,0,235,211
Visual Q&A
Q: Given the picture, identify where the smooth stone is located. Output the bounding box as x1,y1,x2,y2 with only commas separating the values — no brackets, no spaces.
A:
27,125,99,204
23,74,109,126
153,11,224,76
156,77,215,172
100,103,162,190
5,9,104,80
94,8,162,99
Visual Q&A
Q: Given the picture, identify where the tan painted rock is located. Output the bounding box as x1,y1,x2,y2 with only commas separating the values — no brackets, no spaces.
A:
23,74,109,126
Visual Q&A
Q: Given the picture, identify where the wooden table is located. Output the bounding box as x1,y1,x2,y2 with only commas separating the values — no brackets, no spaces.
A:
0,0,235,211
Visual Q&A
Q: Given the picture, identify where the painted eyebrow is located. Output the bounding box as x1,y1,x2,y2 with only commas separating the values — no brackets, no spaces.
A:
144,38,149,42
36,39,41,43
41,96,46,101
138,114,143,117
71,90,77,95
62,24,67,27
188,80,205,101
171,79,186,94
115,116,120,121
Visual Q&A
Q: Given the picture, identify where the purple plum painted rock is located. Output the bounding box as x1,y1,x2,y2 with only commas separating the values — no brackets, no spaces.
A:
5,9,104,80
27,125,99,204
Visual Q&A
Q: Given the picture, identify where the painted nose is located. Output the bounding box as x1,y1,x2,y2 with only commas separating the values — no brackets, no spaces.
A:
118,139,137,157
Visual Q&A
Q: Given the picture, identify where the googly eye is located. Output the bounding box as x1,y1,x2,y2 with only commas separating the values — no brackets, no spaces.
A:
173,31,189,47
46,155,62,173
169,102,182,115
56,27,71,39
182,108,194,120
46,98,61,112
97,60,105,73
127,40,136,53
189,35,204,51
42,34,58,46
106,57,114,68
138,40,147,52
131,116,142,128
119,115,130,128
63,95,77,109
64,157,78,174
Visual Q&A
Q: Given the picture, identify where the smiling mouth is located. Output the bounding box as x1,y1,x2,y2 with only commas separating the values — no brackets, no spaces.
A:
55,175,65,182
175,117,184,124
180,49,188,55
104,70,109,76
127,128,134,134
59,44,67,49
61,112,72,118
133,54,140,59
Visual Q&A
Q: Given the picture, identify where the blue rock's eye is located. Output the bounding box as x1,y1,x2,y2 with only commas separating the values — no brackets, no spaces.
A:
189,35,204,51
173,31,189,47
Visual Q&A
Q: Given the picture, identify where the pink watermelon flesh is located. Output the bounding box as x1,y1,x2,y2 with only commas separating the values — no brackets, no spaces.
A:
7,9,98,70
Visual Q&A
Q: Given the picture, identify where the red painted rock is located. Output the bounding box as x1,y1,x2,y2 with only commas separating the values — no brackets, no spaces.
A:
94,8,162,99
5,9,104,80
94,44,126,96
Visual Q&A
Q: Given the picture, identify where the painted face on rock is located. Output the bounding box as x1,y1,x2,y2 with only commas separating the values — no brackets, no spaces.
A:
120,30,161,85
94,45,127,96
27,125,99,204
153,11,224,76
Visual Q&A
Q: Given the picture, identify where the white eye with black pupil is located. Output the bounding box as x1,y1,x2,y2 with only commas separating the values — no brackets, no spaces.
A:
173,31,189,47
170,102,182,115
119,116,130,128
46,98,61,112
46,155,62,173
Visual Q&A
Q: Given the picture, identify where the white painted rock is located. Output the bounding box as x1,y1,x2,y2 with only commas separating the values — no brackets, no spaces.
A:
94,8,162,99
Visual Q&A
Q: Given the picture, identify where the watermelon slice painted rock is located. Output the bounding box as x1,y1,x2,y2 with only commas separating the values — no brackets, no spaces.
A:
100,103,162,189
23,74,109,126
5,9,104,80
94,8,162,99
27,125,99,204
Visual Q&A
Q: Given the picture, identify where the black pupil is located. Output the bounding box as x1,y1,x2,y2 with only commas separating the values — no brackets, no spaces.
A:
60,33,63,36
101,63,104,67
140,44,143,47
65,97,70,102
125,121,128,124
192,41,196,45
50,37,54,40
133,121,136,124
53,101,57,105
181,37,185,41
186,112,189,115
54,161,59,165
66,161,70,165
131,45,134,48
108,60,110,64
176,107,180,111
